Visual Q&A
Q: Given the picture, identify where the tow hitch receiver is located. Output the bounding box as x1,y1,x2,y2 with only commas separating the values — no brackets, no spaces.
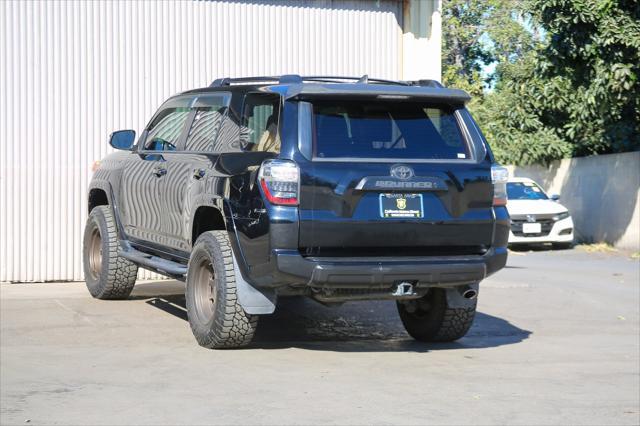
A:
392,281,417,297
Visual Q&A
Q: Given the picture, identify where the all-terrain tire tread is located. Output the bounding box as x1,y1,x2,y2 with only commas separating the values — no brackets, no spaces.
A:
397,288,477,343
431,304,476,342
83,206,138,300
187,231,257,349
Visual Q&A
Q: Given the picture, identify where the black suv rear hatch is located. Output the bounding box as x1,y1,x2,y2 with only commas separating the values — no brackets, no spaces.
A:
297,98,494,256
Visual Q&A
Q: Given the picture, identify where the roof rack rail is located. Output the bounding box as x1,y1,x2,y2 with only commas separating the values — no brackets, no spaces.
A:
303,75,410,86
209,74,413,87
407,79,444,88
210,76,282,87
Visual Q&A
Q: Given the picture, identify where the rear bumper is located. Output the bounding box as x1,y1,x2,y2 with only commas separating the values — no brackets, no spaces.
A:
273,247,507,289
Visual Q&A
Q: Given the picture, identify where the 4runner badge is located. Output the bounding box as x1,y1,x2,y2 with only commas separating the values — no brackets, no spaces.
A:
390,164,414,180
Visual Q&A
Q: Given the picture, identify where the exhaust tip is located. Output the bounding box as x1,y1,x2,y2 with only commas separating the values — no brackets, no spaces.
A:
463,289,477,300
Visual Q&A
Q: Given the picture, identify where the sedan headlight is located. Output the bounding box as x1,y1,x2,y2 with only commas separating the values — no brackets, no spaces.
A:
553,211,570,221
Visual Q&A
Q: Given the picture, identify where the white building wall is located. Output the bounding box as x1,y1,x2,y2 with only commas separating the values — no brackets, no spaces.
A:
0,0,441,282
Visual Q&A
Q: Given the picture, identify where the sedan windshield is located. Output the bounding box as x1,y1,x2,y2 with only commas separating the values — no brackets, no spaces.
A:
507,182,548,200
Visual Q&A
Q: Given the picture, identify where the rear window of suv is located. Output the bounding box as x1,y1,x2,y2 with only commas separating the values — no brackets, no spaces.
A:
312,100,470,160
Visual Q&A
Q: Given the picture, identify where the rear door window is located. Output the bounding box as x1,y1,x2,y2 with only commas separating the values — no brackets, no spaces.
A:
185,93,232,152
312,100,470,160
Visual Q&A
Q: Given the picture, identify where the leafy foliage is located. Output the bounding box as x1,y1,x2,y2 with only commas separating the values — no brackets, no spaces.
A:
441,0,497,97
442,0,640,165
532,0,640,155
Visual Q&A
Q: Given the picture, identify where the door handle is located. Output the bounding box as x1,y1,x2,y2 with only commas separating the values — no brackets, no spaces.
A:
193,168,206,180
152,167,167,177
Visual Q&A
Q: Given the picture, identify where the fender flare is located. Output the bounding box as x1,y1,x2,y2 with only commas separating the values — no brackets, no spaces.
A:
88,180,114,206
186,195,228,243
89,179,130,247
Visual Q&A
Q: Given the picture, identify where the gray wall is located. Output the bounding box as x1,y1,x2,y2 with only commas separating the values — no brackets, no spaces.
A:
507,152,640,250
1,0,445,282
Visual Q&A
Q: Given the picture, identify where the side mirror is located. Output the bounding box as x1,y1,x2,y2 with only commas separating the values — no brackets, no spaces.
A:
550,194,560,201
109,130,136,151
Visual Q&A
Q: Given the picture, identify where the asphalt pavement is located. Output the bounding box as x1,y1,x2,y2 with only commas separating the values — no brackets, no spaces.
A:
1,248,639,425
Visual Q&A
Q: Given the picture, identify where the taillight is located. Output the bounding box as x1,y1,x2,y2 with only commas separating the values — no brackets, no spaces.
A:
491,165,509,206
258,159,300,206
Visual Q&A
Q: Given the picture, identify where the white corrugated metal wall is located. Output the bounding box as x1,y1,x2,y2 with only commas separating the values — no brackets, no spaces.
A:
0,0,433,282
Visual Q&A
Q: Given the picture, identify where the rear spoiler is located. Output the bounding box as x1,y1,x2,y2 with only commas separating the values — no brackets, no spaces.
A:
278,83,471,104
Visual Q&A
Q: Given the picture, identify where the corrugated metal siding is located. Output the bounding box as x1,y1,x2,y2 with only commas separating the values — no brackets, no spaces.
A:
0,0,404,282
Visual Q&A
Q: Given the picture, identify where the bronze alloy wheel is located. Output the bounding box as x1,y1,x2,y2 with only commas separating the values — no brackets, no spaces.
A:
193,259,216,324
83,206,138,300
185,230,258,348
88,227,102,280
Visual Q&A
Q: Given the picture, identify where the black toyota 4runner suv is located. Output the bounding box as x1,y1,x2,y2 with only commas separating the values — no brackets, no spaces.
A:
84,75,509,349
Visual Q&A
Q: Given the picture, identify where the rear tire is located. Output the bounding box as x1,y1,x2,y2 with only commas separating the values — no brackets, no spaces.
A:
397,288,476,342
185,231,258,349
83,206,138,299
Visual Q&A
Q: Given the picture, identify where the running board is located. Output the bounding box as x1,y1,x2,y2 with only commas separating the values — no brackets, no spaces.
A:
119,248,188,278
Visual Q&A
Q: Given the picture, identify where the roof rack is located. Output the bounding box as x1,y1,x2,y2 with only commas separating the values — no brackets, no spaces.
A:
209,76,284,87
411,79,444,88
209,74,441,88
302,75,410,86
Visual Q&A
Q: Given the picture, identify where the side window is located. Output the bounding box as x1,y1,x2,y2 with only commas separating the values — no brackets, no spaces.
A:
185,94,232,152
185,108,226,152
241,93,281,153
144,108,190,151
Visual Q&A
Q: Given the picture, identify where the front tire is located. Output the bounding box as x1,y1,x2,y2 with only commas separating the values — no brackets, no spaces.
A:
185,231,258,349
397,288,476,342
83,206,138,299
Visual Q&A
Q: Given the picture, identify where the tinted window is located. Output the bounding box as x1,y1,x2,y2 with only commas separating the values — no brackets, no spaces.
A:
186,108,227,152
507,182,548,200
144,108,190,151
312,100,470,160
184,94,232,152
216,112,242,152
241,93,281,153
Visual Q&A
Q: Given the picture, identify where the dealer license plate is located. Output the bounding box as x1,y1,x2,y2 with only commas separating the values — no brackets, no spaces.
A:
379,193,423,218
522,222,542,234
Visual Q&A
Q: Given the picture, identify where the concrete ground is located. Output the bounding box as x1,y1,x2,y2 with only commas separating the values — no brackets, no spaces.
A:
1,249,639,425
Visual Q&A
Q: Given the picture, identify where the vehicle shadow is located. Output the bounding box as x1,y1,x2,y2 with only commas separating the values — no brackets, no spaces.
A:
133,281,532,353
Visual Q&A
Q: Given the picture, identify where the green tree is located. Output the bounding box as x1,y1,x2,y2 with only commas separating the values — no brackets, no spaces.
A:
441,0,496,98
442,0,640,165
472,57,573,165
530,0,640,156
441,0,568,165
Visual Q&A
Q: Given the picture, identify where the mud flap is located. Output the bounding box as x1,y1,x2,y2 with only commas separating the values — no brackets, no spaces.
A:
233,253,277,315
445,283,479,309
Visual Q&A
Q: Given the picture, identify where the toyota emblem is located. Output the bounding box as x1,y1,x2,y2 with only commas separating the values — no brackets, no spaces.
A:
390,164,414,180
